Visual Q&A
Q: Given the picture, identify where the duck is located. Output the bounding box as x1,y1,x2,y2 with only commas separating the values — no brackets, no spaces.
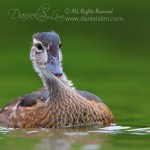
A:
1,32,114,128
0,33,101,126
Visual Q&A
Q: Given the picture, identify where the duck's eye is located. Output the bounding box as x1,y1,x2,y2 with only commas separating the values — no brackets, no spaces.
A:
59,44,62,49
36,43,43,50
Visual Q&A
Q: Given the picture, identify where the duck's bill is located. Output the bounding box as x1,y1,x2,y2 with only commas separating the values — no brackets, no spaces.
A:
46,56,63,77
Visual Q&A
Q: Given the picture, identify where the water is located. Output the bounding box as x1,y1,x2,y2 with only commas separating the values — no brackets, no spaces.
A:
0,125,150,150
0,43,150,150
1,38,150,150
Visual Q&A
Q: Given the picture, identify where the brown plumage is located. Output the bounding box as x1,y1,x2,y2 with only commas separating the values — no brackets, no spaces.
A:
8,77,114,128
0,88,102,126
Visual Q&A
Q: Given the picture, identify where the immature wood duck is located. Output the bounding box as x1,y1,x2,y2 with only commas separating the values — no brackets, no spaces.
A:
1,32,114,128
0,34,101,126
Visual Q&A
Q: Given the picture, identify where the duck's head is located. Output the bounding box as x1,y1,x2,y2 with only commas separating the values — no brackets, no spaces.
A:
30,32,63,78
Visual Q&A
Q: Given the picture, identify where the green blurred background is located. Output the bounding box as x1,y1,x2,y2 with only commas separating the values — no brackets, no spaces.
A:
0,0,150,128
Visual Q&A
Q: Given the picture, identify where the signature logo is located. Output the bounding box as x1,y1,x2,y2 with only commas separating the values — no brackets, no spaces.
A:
8,4,64,22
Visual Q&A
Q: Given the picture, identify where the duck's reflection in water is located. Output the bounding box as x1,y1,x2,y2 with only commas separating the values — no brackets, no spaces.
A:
3,125,127,150
34,138,71,150
20,128,103,150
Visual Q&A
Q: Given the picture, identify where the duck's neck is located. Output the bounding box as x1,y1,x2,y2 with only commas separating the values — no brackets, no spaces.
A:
41,71,74,90
59,72,75,90
34,60,75,89
45,77,62,99
42,68,69,103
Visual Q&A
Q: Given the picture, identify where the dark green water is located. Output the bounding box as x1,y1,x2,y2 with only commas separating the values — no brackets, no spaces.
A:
0,0,150,149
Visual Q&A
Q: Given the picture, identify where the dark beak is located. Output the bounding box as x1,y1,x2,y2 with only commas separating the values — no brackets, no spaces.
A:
46,54,63,77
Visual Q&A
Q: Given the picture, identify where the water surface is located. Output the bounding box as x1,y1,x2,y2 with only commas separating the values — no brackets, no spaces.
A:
0,125,150,150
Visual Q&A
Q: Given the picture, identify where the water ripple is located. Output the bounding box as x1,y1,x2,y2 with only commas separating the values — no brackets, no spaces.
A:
0,127,14,134
126,127,150,135
81,144,101,150
88,125,150,135
0,125,150,136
